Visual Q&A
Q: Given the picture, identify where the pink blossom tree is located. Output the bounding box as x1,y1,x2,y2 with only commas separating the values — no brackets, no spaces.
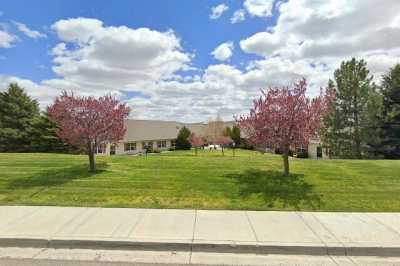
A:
237,79,333,176
188,133,204,156
48,92,130,172
215,135,232,156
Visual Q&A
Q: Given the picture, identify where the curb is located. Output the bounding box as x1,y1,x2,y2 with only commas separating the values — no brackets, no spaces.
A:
0,237,400,257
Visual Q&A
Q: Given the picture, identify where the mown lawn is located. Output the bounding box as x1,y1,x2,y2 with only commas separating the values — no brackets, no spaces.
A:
1,149,400,211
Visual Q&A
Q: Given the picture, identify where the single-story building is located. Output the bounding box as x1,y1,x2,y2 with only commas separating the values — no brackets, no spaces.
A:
307,138,328,159
96,119,326,158
98,119,235,155
258,138,328,159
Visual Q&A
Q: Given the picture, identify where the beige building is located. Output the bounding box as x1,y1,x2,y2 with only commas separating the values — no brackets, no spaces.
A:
306,138,328,159
96,119,325,159
278,139,328,159
99,119,235,155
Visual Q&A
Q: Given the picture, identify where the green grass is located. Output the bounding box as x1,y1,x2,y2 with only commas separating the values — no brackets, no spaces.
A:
1,149,400,211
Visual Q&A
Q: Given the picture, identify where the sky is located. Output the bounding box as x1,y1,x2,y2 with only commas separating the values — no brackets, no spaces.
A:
1,0,400,122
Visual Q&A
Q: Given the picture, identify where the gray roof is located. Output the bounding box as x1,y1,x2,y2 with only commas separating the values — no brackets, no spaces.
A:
123,119,235,142
123,120,181,142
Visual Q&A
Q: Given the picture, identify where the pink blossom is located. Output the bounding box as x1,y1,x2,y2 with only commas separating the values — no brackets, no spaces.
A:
237,79,333,175
48,91,130,171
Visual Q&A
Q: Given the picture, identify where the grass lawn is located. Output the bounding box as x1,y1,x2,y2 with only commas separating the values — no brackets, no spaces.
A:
1,149,400,212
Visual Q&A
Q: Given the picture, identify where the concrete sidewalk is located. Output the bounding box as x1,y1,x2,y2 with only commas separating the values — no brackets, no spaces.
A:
2,206,400,257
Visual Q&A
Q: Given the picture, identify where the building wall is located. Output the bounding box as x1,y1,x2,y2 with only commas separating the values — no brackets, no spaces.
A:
308,140,328,159
308,142,319,159
112,139,174,155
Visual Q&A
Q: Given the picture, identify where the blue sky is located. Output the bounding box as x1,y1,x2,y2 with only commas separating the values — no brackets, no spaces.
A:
0,0,275,83
1,0,399,122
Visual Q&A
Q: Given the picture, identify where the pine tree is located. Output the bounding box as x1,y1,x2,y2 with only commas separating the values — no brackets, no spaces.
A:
222,125,241,146
0,83,71,153
361,87,383,158
230,125,241,146
321,58,378,158
175,126,191,150
0,83,40,152
320,81,343,158
223,126,232,137
30,111,71,152
380,64,400,158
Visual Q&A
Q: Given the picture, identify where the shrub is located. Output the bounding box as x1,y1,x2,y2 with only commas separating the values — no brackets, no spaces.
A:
176,126,191,150
295,150,308,158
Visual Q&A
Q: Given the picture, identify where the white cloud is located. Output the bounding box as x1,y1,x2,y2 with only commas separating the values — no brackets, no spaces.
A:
240,0,400,86
244,0,275,17
211,41,234,61
50,17,191,93
241,0,400,59
52,17,103,44
231,9,246,24
210,4,229,20
3,1,400,123
0,17,194,119
0,56,330,122
13,21,47,39
240,31,281,56
0,29,17,48
131,0,400,121
0,75,62,108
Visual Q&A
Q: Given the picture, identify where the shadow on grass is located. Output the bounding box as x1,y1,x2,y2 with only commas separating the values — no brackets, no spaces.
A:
7,162,108,189
226,169,322,210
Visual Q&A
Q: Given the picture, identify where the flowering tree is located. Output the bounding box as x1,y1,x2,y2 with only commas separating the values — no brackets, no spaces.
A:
215,135,232,156
188,133,204,156
48,92,130,172
237,79,333,176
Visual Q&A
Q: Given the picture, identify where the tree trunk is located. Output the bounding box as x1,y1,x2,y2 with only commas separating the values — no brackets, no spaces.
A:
88,144,96,172
354,111,361,159
282,150,289,176
353,90,362,159
221,147,224,156
195,147,198,156
354,126,362,159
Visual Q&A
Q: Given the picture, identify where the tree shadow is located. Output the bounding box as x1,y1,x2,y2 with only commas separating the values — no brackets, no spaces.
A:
226,169,322,210
7,162,108,189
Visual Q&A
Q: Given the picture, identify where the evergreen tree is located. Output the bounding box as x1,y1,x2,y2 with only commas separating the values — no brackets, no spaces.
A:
30,111,71,152
175,126,191,150
230,125,241,146
222,125,241,146
380,64,400,158
361,87,383,158
321,58,378,158
0,83,70,153
320,81,344,158
0,83,40,152
223,126,232,137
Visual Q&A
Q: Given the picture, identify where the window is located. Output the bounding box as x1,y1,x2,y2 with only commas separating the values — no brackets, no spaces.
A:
142,141,154,150
296,147,306,153
124,142,136,151
157,140,167,148
171,139,176,147
95,144,106,154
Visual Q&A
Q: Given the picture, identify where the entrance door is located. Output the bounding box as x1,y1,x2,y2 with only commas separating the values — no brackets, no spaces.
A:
110,145,116,155
316,146,322,158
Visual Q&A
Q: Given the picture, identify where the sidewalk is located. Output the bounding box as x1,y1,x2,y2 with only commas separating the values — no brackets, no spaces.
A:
2,206,400,257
